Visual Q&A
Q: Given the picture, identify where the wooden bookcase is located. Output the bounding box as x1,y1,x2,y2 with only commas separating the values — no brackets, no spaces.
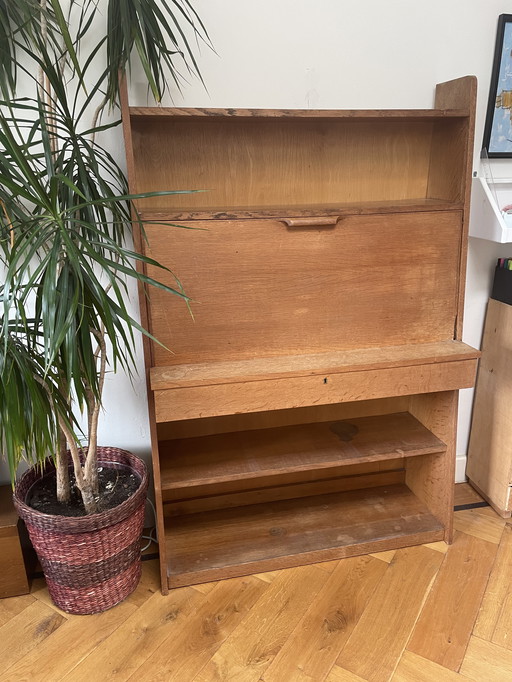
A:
121,77,480,592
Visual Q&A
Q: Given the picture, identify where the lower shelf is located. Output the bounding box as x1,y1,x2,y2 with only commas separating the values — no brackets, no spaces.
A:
165,483,444,587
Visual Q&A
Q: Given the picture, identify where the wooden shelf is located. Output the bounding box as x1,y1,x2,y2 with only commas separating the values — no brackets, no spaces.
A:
130,106,469,120
165,483,445,587
160,412,445,492
139,198,463,221
151,341,479,390
151,342,479,423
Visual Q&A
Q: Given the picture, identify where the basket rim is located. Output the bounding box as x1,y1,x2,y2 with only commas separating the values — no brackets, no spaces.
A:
13,447,148,533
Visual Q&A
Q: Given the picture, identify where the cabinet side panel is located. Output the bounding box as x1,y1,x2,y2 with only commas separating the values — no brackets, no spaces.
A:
434,76,477,337
428,120,467,203
121,79,168,592
407,391,458,542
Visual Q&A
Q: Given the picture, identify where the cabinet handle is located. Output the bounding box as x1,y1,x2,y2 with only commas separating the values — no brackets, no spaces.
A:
279,216,341,228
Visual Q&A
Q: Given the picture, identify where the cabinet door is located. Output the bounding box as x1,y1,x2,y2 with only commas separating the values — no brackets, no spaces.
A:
144,211,462,366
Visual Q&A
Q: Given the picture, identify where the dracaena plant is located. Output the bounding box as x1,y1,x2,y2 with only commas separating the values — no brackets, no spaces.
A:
0,0,210,513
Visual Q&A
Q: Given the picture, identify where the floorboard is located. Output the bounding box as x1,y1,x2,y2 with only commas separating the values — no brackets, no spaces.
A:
335,546,444,682
407,531,497,671
261,556,386,682
0,483,511,682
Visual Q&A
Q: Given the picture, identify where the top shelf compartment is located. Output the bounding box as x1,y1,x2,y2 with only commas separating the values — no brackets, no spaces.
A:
128,107,470,216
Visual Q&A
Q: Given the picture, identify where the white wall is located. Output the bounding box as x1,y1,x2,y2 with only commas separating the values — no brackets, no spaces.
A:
3,0,512,484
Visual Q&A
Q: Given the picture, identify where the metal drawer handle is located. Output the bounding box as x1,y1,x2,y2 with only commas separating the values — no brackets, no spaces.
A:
279,216,341,228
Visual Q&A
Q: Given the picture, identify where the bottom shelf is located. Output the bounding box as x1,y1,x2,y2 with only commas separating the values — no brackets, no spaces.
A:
165,483,445,587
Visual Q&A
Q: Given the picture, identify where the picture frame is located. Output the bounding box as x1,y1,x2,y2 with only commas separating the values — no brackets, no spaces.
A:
483,14,512,157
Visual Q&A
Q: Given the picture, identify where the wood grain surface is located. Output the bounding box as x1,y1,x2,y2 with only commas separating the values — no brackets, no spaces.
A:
407,531,498,670
0,486,29,598
467,299,512,516
144,213,463,367
153,359,478,422
336,546,444,682
166,484,444,587
159,412,446,490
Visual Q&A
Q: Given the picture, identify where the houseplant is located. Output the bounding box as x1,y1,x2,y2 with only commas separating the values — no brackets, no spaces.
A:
0,0,209,613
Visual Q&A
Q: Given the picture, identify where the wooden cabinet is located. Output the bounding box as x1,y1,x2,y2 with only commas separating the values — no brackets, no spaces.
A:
121,77,480,592
0,485,30,598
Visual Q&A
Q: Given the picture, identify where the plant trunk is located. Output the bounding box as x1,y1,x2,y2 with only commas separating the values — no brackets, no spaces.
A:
78,326,106,510
56,428,70,504
58,420,100,515
78,479,99,515
83,445,99,498
76,445,99,514
75,462,99,515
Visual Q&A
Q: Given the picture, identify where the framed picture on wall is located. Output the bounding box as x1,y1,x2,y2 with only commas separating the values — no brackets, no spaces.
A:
483,14,512,157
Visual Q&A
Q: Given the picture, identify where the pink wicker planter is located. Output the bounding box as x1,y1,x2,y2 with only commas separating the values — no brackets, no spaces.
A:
13,447,148,615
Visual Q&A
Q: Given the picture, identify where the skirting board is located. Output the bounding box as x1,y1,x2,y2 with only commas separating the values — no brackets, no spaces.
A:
455,455,467,484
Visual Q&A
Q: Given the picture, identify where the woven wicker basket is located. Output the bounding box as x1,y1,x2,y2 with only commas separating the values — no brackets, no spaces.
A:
13,447,148,615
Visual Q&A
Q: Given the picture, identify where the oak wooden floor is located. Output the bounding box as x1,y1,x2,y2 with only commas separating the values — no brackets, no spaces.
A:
1,483,511,682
